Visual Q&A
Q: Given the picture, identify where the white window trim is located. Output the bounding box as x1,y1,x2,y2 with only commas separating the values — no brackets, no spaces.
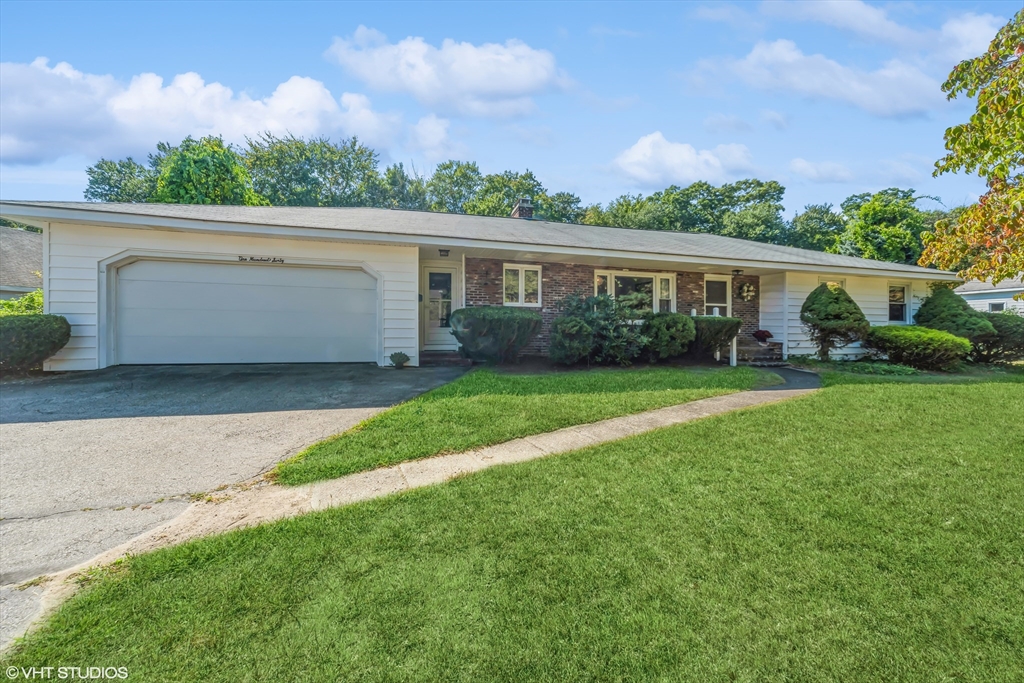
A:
502,263,542,307
594,270,676,313
704,274,731,317
887,281,910,324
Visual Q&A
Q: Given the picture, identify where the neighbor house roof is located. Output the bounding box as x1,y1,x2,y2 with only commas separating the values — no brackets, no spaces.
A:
0,201,958,280
0,225,43,290
956,276,1024,294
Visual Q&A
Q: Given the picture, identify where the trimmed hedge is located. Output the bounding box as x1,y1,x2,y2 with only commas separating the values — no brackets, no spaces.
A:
799,283,870,361
970,311,1024,364
862,325,971,371
549,315,594,366
449,306,542,363
0,314,71,373
642,313,696,362
914,286,996,343
691,316,742,357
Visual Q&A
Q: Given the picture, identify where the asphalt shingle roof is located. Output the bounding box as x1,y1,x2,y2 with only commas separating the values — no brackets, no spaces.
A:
0,201,954,277
956,276,1023,293
0,225,43,289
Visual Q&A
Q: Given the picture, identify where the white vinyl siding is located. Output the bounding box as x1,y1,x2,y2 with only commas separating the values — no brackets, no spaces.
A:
783,272,923,360
758,273,786,353
961,291,1024,314
43,223,418,370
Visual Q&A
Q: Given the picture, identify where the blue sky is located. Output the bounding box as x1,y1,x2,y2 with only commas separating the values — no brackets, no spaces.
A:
0,0,1015,215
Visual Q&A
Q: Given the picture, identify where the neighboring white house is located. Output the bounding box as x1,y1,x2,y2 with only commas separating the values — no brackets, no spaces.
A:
956,277,1024,315
0,200,960,371
0,225,43,299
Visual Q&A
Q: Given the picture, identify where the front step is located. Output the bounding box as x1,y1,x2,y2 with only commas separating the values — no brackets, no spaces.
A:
419,351,472,367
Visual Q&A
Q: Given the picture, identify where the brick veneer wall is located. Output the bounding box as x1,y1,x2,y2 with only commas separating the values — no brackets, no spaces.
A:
463,257,761,354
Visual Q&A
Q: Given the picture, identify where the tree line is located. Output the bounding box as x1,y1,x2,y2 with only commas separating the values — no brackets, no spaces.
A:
81,132,957,266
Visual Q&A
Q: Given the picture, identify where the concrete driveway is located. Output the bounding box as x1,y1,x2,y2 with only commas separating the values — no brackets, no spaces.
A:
0,363,464,586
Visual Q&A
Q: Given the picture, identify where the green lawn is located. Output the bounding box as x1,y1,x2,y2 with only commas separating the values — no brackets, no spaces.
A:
7,376,1023,681
276,365,771,484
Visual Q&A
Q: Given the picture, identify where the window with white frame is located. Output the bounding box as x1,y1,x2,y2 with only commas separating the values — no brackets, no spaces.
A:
818,276,846,289
888,284,908,322
503,264,541,306
594,271,675,312
990,302,1005,312
704,275,730,316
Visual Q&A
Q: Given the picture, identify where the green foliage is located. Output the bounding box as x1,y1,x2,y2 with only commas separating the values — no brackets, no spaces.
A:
536,191,584,224
833,188,927,264
426,160,483,213
153,136,267,206
551,293,650,366
642,313,697,362
0,289,43,316
788,203,845,251
970,311,1024,363
862,325,972,371
449,306,541,363
0,314,71,373
464,170,546,217
389,351,411,368
243,133,382,207
84,157,156,202
375,163,428,210
691,316,743,357
914,286,997,343
548,316,594,366
800,283,871,361
0,218,41,233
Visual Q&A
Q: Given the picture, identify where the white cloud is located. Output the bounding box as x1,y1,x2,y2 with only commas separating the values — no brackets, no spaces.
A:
789,158,853,183
614,132,753,185
407,114,461,161
762,1,1004,63
693,4,764,31
718,40,941,116
325,26,570,118
703,113,752,133
760,109,789,129
0,58,403,165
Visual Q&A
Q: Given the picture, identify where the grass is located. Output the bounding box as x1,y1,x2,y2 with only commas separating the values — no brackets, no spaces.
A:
276,365,772,485
6,376,1023,681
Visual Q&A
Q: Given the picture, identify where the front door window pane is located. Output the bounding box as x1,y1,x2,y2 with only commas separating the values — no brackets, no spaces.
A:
524,269,539,304
705,280,727,315
504,268,520,304
428,272,453,328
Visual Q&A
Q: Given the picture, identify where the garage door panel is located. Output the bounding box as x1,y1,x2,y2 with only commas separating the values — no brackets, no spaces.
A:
116,260,379,364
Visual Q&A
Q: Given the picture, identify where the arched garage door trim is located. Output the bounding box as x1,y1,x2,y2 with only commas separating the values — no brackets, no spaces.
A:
97,249,384,367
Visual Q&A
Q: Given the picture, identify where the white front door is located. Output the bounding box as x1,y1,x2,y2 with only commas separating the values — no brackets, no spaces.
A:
422,266,459,350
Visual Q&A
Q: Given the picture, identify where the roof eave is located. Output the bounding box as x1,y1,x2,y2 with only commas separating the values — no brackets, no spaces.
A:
0,202,960,282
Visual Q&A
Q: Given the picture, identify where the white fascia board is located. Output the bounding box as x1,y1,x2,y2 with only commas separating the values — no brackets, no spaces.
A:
0,203,960,282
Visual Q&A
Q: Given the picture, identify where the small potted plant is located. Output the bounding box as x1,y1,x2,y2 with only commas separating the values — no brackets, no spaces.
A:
389,351,410,369
752,330,773,346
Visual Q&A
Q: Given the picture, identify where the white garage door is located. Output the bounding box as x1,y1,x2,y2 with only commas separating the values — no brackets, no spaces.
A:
116,260,378,364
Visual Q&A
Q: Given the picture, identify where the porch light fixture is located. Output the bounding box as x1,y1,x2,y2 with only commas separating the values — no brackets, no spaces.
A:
732,269,743,276
438,249,450,257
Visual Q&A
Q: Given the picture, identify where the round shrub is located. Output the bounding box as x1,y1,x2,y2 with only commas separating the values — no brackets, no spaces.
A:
642,313,696,362
800,283,870,361
970,311,1024,363
449,306,542,363
690,316,742,357
914,286,996,344
0,314,72,373
862,325,971,371
549,315,594,366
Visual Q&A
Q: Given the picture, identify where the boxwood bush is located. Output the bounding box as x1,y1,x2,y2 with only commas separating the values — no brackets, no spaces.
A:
0,314,72,373
549,315,594,366
970,311,1024,364
799,283,870,361
690,316,742,357
862,325,971,371
642,313,696,362
449,306,542,363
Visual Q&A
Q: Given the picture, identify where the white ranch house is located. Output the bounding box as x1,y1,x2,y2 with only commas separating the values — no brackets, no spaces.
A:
0,200,959,370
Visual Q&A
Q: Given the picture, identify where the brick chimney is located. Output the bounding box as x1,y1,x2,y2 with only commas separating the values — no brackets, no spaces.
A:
511,197,533,219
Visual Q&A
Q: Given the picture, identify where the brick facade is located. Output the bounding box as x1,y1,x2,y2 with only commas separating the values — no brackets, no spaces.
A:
463,257,761,355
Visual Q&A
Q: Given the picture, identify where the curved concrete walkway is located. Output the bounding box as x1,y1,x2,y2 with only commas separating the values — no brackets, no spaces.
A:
2,368,819,651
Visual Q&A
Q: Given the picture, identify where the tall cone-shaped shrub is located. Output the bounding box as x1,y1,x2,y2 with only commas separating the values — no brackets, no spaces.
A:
913,286,996,344
799,283,870,361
